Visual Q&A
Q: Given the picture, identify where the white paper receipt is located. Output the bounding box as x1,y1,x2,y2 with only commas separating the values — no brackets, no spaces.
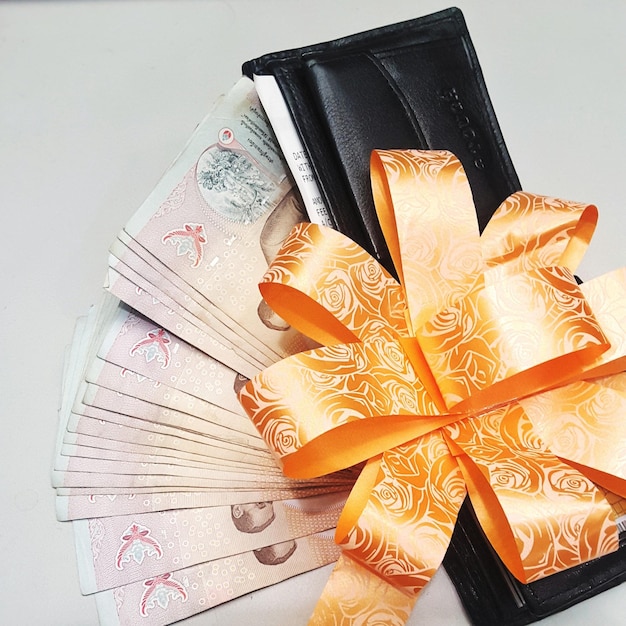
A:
253,74,332,227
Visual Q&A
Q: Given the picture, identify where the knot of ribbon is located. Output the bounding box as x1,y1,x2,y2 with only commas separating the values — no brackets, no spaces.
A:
239,150,626,625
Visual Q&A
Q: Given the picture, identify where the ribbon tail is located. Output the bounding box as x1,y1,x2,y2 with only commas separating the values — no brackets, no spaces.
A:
449,405,619,583
310,458,418,624
310,432,465,624
309,553,417,626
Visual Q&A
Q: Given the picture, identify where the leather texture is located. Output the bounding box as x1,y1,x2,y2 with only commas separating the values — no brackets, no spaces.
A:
242,7,626,624
446,501,626,625
243,7,520,273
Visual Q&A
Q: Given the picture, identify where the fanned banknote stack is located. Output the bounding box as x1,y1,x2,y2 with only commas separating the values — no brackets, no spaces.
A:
53,77,358,625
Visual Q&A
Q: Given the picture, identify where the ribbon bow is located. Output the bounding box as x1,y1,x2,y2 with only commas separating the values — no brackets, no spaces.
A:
240,150,626,624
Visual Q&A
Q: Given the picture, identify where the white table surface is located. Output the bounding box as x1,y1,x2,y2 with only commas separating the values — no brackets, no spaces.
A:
1,1,625,624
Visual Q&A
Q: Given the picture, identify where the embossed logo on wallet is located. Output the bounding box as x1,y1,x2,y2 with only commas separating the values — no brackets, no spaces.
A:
439,87,485,170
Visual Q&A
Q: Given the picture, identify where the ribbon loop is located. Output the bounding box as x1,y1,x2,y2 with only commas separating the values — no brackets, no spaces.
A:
481,191,598,276
372,149,482,330
240,338,447,479
418,264,610,412
308,553,417,626
259,222,407,346
521,377,626,497
338,433,466,594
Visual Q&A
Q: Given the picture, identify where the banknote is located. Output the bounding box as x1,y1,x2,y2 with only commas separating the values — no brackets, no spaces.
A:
83,359,258,439
55,304,357,495
106,263,263,378
59,437,279,475
80,380,256,443
56,486,300,496
52,443,323,490
72,296,256,432
56,484,353,521
109,237,277,368
52,458,353,490
55,313,97,486
116,77,311,361
53,406,351,490
53,79,359,626
57,295,121,425
53,467,359,496
95,304,247,416
75,491,347,593
71,393,266,453
56,392,277,490
93,531,341,626
64,415,273,467
58,314,92,426
107,249,277,375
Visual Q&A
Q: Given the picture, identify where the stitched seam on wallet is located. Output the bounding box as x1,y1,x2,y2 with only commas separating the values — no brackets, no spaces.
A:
363,52,428,148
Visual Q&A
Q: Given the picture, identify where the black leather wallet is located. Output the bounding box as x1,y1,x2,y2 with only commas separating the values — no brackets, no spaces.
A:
242,7,520,272
243,7,626,624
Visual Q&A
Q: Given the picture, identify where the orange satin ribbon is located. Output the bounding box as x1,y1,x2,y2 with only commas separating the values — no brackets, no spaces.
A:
239,149,626,624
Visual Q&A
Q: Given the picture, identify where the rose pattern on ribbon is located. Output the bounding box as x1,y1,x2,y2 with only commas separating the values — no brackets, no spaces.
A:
239,149,626,624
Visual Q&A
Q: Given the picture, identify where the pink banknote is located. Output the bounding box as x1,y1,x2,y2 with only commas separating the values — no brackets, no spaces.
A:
93,531,341,626
75,491,347,592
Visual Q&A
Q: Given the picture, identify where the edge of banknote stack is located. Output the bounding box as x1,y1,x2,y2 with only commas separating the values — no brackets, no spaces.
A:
53,77,358,626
